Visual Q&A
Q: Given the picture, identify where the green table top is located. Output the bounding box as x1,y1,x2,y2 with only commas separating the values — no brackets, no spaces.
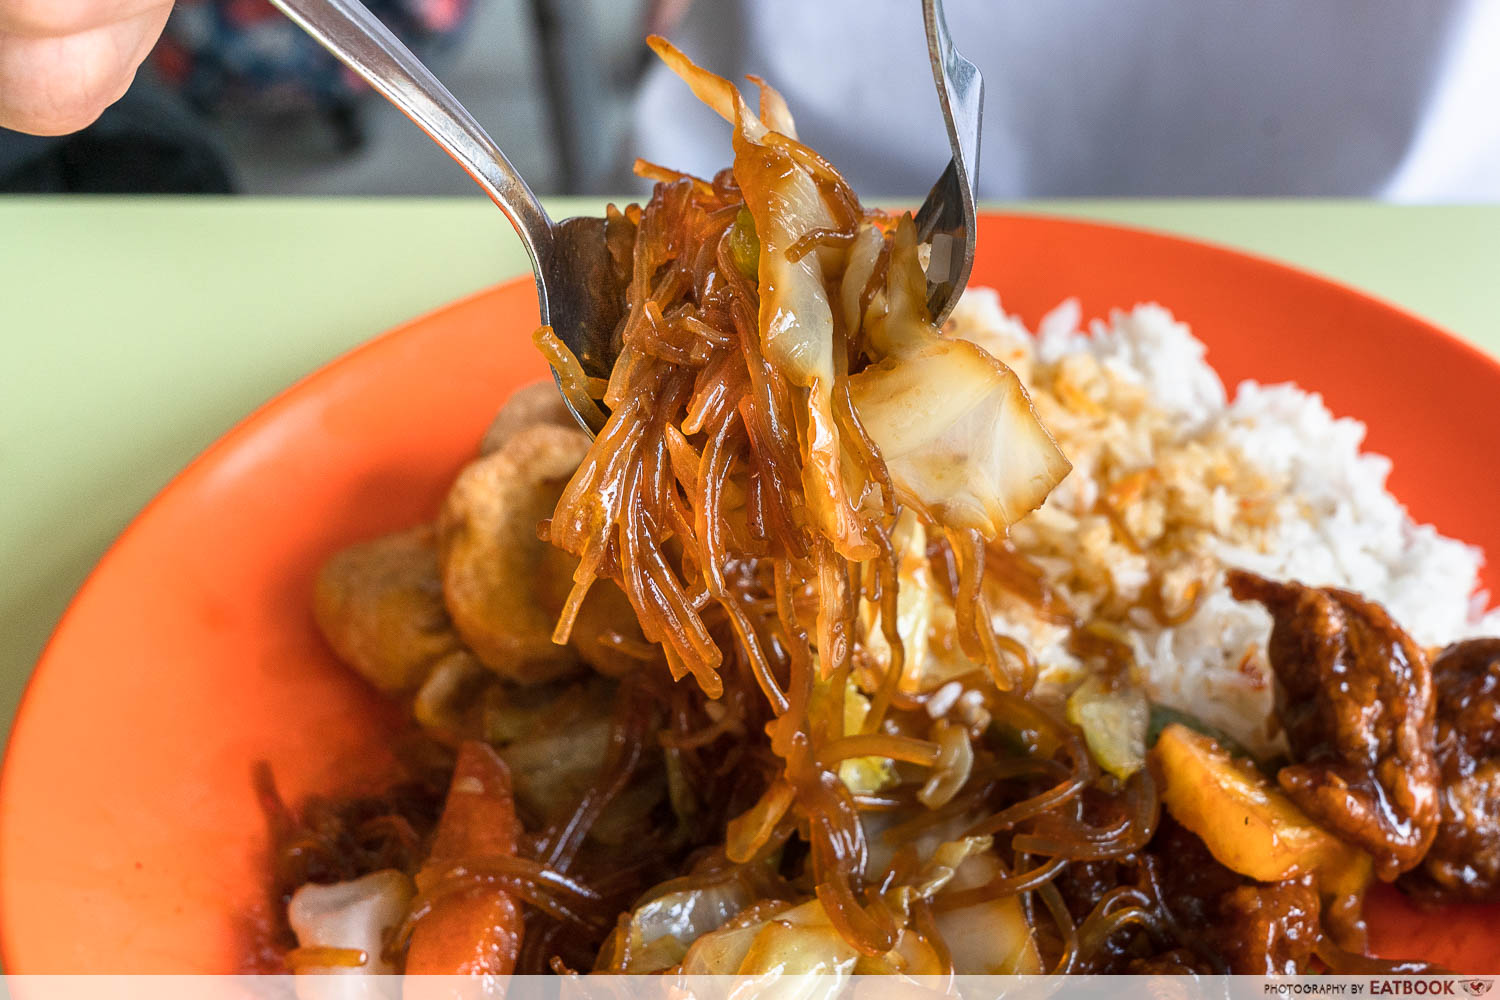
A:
3,197,1499,753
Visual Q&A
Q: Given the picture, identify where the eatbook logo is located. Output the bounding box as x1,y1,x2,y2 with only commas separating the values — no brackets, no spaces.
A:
1462,982,1494,997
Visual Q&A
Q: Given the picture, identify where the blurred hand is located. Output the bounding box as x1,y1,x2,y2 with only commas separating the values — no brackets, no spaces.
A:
0,0,174,135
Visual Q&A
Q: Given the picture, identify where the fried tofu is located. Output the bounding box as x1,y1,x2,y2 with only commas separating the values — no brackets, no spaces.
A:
313,524,459,694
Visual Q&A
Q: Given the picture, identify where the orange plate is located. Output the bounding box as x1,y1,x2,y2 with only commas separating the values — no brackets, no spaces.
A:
2,213,1499,972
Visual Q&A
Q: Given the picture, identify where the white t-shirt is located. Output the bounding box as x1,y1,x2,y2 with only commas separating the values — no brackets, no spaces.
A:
630,0,1500,200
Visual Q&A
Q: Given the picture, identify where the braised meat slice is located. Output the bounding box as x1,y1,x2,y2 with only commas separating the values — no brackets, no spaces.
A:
1052,820,1323,974
1149,819,1321,975
1212,877,1321,975
1400,638,1500,902
1227,570,1439,880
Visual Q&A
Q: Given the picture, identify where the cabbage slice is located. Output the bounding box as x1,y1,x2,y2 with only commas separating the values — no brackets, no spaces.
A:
748,74,798,139
933,854,1043,974
678,898,857,988
850,337,1070,536
851,219,1070,537
1067,675,1150,779
648,38,875,560
603,872,757,973
287,869,414,977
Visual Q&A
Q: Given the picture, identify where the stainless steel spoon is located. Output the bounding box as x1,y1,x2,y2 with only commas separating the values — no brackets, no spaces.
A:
268,0,982,434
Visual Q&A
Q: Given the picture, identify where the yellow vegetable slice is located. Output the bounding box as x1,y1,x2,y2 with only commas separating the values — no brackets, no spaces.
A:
1154,723,1369,883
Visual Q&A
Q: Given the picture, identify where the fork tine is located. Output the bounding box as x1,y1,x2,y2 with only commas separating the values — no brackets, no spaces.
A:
914,0,984,324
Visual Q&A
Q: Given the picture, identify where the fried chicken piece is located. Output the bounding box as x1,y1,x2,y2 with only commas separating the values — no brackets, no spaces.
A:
1400,638,1500,902
1227,570,1439,880
313,524,459,694
480,381,578,456
439,423,589,684
439,423,648,684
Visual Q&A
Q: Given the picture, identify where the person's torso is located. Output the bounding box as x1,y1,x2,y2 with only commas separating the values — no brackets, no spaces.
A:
633,0,1500,200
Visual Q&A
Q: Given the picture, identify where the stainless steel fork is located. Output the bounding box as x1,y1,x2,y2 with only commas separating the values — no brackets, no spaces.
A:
915,0,985,325
268,0,628,430
268,0,983,432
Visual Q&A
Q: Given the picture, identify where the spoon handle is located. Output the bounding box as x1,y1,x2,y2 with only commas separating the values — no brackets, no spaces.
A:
268,0,555,273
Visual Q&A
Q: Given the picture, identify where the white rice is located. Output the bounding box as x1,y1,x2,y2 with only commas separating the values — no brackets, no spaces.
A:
945,288,1494,754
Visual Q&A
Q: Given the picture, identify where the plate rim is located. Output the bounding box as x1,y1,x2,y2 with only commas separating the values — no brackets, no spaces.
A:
4,210,1498,971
